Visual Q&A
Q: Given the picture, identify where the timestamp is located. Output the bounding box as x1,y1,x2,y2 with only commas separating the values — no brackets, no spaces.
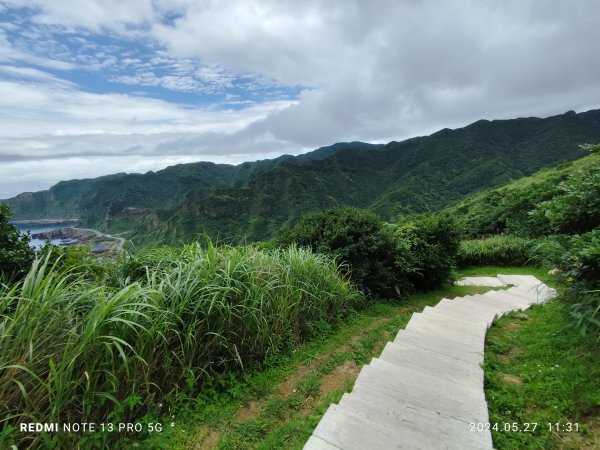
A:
470,422,538,432
548,422,579,432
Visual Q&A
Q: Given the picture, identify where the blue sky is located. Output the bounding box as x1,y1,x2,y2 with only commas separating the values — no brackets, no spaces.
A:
1,0,599,198
0,3,303,107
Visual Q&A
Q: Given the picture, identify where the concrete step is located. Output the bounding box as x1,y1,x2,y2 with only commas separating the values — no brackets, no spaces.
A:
312,404,447,450
496,274,540,286
394,328,484,365
508,284,556,304
469,291,531,312
450,295,515,314
366,357,484,398
455,276,506,287
355,361,489,423
379,340,483,389
482,290,532,311
408,312,488,340
432,301,499,325
405,315,486,347
339,392,493,449
422,306,492,329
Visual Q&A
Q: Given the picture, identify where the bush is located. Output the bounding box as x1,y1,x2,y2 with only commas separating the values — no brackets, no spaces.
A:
0,241,360,448
533,144,600,234
457,235,532,267
37,243,107,282
275,206,404,298
392,214,460,289
555,229,600,335
0,203,34,282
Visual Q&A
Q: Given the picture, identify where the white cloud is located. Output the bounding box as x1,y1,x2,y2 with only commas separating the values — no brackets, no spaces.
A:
1,0,600,198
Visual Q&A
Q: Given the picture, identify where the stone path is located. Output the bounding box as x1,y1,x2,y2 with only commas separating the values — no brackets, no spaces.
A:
304,274,556,450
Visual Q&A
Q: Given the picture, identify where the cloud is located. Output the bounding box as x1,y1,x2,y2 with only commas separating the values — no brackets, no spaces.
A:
1,0,600,198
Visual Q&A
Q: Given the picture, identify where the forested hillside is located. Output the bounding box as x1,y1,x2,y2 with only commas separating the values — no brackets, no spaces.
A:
5,109,600,244
158,109,600,243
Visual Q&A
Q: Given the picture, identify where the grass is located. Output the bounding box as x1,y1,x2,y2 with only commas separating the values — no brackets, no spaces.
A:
457,235,532,267
137,283,505,449
485,300,600,449
0,242,360,449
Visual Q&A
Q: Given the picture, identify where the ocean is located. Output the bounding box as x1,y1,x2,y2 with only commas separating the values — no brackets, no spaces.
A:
14,224,64,249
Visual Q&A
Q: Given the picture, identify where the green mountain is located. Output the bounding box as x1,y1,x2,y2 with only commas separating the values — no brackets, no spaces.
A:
441,148,600,238
159,109,600,243
4,109,600,244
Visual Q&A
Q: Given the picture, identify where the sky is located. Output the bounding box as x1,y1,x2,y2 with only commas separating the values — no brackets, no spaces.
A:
0,0,599,199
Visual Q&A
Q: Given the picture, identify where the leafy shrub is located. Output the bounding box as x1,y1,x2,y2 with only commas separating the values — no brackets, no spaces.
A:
533,144,600,234
392,214,460,289
0,203,34,282
555,229,600,335
457,235,532,267
0,241,360,448
275,206,404,298
37,242,107,282
446,148,600,239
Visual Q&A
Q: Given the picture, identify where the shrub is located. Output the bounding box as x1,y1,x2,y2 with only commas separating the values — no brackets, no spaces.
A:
555,229,600,335
37,243,107,282
275,206,404,298
392,214,460,289
533,144,600,234
457,235,532,267
0,203,34,282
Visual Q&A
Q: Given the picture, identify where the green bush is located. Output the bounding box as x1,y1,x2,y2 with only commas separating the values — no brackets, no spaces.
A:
0,241,360,448
37,243,107,282
0,203,34,282
556,228,600,335
533,144,600,234
457,235,532,267
392,214,460,289
275,206,404,298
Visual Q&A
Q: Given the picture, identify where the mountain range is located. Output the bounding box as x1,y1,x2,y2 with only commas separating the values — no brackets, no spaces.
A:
4,109,600,244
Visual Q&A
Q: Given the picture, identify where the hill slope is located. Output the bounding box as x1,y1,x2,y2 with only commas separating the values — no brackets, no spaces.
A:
5,109,600,243
160,109,600,242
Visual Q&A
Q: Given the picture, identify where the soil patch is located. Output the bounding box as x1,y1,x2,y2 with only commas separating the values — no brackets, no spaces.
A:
504,322,522,331
194,428,221,450
498,347,523,363
319,360,359,395
278,360,320,398
499,373,524,386
235,400,260,423
349,318,390,343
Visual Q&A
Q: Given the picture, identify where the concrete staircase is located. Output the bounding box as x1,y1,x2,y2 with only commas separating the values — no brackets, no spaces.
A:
304,274,556,450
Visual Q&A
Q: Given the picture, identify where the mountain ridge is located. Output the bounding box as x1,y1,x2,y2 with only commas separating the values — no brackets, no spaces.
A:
4,109,600,244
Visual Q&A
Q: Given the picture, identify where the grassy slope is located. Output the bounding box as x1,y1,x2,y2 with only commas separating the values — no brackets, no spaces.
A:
443,151,600,237
128,266,600,450
485,303,600,449
128,283,505,449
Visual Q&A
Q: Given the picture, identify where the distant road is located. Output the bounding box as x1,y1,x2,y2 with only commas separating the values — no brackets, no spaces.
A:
74,227,126,253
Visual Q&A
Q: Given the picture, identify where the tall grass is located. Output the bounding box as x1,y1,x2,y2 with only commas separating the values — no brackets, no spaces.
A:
0,242,360,448
457,235,532,267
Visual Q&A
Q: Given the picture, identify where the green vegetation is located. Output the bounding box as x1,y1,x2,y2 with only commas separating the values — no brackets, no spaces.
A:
445,146,600,239
276,207,459,298
127,283,503,450
6,110,600,245
0,242,359,449
457,235,532,267
0,203,34,281
485,300,600,449
1,115,599,448
446,144,600,336
553,230,600,335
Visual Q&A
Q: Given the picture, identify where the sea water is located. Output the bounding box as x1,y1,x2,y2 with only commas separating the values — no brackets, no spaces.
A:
14,224,64,249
